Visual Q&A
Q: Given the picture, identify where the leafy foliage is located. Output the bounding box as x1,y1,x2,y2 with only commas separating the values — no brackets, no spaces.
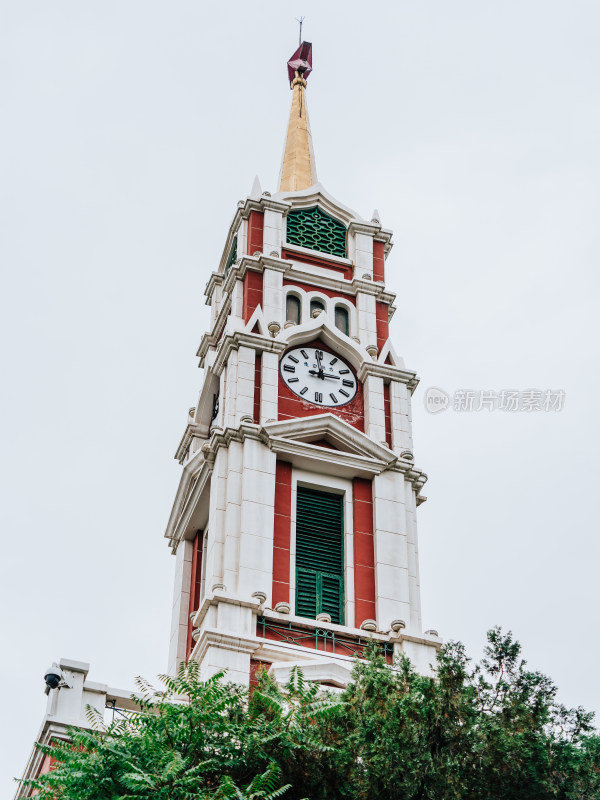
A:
23,630,600,799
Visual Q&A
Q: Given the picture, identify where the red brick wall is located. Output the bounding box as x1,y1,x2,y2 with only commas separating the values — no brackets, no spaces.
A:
373,240,385,283
253,353,262,423
281,247,353,280
248,210,264,255
376,301,389,353
242,270,263,323
272,461,292,606
186,532,203,658
278,339,365,431
353,478,376,627
383,383,392,448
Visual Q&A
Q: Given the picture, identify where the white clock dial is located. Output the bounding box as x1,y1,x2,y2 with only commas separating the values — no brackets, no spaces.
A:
279,346,358,408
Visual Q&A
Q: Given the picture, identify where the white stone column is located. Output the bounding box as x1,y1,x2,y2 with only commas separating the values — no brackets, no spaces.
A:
404,480,422,633
356,290,377,350
262,267,284,326
222,352,238,428
260,350,279,423
263,208,284,256
372,470,411,629
390,380,414,453
236,345,256,422
364,374,386,445
231,279,244,319
222,440,243,592
237,439,276,603
168,538,194,674
354,231,374,279
204,448,228,595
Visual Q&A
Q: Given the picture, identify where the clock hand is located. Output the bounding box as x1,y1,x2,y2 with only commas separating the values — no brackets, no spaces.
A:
315,350,324,377
308,370,340,379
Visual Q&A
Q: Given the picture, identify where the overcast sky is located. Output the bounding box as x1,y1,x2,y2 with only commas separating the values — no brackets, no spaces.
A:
2,0,599,794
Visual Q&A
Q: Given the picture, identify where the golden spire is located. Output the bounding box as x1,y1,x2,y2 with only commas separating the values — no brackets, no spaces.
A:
279,43,317,192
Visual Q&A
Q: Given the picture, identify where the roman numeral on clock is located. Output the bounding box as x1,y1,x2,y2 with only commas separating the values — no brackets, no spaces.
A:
300,350,309,359
288,377,299,383
329,357,338,366
315,392,323,403
339,389,349,398
283,365,295,373
288,355,299,363
300,386,308,395
339,369,350,374
329,393,338,403
342,379,353,387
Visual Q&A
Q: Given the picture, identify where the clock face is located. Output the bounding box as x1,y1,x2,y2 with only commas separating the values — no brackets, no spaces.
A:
279,346,358,408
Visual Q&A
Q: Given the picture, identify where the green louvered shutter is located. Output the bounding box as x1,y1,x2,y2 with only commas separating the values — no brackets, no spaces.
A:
295,487,344,624
286,207,347,258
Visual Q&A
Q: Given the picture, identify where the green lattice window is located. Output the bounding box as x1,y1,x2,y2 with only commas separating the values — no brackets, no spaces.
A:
295,486,344,624
286,206,346,258
224,235,237,274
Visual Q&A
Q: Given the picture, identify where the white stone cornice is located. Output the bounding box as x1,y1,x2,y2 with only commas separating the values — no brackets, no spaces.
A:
347,219,381,238
204,271,224,305
358,361,420,393
239,195,290,218
196,292,233,362
211,331,287,376
174,422,206,464
164,455,213,548
374,227,394,254
191,628,258,664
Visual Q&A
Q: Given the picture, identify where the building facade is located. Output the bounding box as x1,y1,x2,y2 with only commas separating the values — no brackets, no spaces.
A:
15,41,441,797
164,42,441,688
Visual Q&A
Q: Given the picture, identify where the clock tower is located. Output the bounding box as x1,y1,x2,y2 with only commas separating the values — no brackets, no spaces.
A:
164,42,441,687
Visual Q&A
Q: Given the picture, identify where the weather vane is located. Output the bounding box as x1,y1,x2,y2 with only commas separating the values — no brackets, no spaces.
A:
295,16,305,46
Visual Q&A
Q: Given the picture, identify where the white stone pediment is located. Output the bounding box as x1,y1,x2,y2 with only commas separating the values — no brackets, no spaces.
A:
277,314,370,372
272,182,361,226
262,413,395,464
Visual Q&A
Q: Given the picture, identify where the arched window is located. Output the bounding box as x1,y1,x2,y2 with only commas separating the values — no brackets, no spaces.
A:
310,298,326,318
334,305,349,335
286,294,301,325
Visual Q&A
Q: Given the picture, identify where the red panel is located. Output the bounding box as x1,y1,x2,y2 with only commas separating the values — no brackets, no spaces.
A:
243,270,263,323
249,658,271,691
283,279,356,302
39,751,58,776
254,353,262,423
373,240,385,283
186,533,203,659
277,338,365,432
376,301,389,353
383,382,392,448
281,247,353,280
353,478,376,628
248,210,264,255
272,461,292,606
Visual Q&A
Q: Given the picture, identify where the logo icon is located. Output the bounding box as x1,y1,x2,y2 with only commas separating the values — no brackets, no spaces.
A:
424,387,449,414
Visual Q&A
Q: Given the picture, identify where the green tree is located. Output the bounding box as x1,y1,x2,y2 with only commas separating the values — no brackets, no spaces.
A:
23,629,600,800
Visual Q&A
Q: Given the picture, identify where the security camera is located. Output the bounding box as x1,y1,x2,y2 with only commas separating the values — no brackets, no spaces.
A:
44,663,63,691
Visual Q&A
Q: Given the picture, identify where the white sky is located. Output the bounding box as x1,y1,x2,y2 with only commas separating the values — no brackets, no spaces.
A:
2,1,599,793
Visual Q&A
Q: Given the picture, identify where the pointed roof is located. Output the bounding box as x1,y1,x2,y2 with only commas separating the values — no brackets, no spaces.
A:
279,42,317,192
